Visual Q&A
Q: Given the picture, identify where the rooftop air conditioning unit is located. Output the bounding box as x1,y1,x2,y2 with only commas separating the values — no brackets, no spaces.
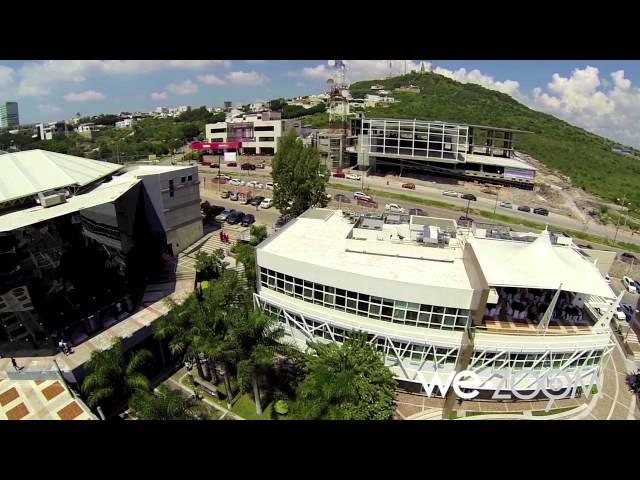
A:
38,190,67,208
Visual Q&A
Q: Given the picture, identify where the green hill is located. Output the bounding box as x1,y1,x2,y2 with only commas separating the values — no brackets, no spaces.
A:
344,72,640,214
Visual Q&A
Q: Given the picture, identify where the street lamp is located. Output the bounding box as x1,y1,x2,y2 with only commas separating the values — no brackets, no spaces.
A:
465,197,472,219
613,197,630,243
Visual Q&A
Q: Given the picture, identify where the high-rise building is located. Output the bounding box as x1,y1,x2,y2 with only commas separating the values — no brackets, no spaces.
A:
0,102,19,128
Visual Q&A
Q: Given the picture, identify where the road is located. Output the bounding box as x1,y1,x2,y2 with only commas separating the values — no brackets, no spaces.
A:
196,167,640,248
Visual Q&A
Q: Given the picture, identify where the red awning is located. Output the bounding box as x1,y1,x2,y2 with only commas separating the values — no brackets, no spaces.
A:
191,141,242,150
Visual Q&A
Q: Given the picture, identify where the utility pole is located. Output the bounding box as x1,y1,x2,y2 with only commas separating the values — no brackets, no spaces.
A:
466,197,472,219
613,196,629,243
494,188,499,214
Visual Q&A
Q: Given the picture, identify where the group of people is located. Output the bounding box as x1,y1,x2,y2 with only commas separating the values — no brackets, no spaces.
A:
58,339,72,355
484,287,585,326
219,230,231,244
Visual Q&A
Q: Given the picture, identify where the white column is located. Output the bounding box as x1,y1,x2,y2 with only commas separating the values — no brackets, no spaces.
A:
538,283,563,332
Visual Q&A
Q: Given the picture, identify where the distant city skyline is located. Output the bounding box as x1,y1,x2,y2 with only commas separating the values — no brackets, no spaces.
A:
0,60,639,146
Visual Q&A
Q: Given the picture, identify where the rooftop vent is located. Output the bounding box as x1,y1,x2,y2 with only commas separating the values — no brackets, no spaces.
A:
37,189,67,208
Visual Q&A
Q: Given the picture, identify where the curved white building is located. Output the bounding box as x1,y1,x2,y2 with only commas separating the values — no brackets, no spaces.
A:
255,209,618,403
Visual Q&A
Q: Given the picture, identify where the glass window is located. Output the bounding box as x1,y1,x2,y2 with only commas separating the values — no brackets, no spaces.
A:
369,304,381,316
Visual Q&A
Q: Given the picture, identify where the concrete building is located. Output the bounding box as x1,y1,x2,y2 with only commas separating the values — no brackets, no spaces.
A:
0,150,203,358
76,123,101,139
36,122,67,141
0,102,19,129
351,114,537,189
115,118,137,129
205,111,302,156
255,209,618,408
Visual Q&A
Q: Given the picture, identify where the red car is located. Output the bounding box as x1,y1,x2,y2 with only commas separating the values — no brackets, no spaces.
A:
333,172,346,178
402,183,416,190
227,162,237,167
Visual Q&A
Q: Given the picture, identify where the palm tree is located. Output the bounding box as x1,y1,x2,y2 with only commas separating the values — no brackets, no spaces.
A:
231,303,295,415
129,385,198,420
82,338,153,414
290,334,397,420
626,370,640,396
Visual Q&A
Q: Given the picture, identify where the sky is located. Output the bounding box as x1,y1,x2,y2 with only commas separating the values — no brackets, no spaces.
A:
1,60,639,147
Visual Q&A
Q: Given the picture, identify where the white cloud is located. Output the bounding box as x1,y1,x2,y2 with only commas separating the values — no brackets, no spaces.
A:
530,66,640,147
15,60,230,96
64,90,106,102
433,66,522,98
0,65,15,88
38,104,62,114
151,91,168,100
226,71,270,86
197,74,226,85
166,80,198,95
301,65,329,79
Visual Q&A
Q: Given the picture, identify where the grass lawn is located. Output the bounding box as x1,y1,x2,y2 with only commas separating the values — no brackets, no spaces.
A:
180,375,274,420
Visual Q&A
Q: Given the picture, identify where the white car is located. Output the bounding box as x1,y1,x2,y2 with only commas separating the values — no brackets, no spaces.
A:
265,182,274,190
229,178,244,186
260,198,273,209
385,203,406,214
353,191,371,201
443,190,459,197
604,275,611,284
623,276,638,293
246,181,264,189
614,306,627,321
346,173,361,181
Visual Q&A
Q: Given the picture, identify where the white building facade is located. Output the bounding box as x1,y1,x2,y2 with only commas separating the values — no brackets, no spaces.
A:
255,209,617,404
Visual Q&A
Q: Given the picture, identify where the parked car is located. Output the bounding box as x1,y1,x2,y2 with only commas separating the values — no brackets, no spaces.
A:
461,193,477,201
226,211,245,225
230,178,244,186
499,201,513,209
620,252,639,264
458,215,474,226
604,274,611,284
240,213,256,227
229,192,239,201
220,190,231,199
620,303,636,321
385,203,407,214
409,208,427,216
209,163,220,168
227,162,237,167
246,180,263,189
614,305,627,321
577,243,593,250
333,172,346,178
334,194,351,204
533,207,549,216
241,163,256,170
249,196,265,206
260,198,273,209
353,191,371,201
265,182,274,190
443,190,459,197
346,173,361,181
256,163,265,169
517,205,531,212
275,215,291,230
402,183,416,190
623,275,638,293
215,209,235,222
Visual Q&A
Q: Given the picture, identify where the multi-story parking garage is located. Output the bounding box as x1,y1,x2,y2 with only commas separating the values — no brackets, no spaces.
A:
254,208,621,410
349,114,537,189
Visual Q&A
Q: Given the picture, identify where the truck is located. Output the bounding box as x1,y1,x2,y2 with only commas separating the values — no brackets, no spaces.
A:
385,203,407,214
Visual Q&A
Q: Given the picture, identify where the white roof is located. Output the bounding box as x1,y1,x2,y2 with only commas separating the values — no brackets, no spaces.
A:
0,150,123,204
468,230,615,298
464,153,536,171
0,175,139,232
258,210,475,308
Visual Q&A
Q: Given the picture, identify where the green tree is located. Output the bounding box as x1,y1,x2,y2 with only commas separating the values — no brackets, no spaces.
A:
231,242,257,290
231,306,295,415
626,370,640,395
195,249,225,281
129,385,199,420
249,225,268,245
291,335,397,420
81,338,153,413
271,129,329,217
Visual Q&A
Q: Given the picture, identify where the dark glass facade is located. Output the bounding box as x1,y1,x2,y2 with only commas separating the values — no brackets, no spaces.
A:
0,183,166,357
